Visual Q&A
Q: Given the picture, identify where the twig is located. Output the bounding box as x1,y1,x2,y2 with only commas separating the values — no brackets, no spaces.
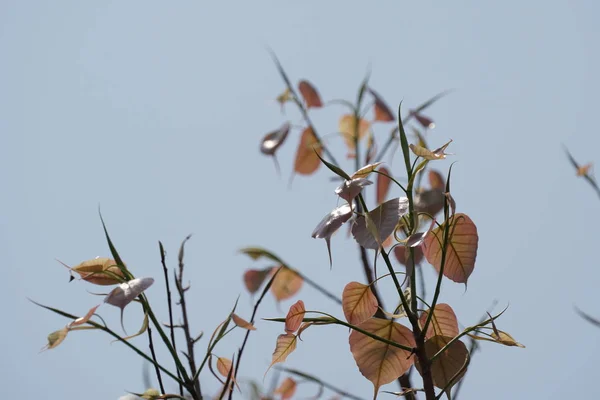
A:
147,326,166,394
275,366,367,400
159,241,184,397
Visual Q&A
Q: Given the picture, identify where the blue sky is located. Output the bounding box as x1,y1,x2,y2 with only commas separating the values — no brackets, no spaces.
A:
1,1,599,399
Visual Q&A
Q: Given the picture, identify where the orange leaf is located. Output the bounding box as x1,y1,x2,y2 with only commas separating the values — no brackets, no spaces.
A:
428,170,445,190
419,304,459,340
415,336,469,391
266,333,298,376
293,127,322,176
68,304,100,328
275,377,297,400
423,213,479,284
232,313,256,331
62,257,125,286
376,167,392,204
243,268,273,294
369,88,395,122
342,282,378,325
339,115,370,150
285,300,306,334
298,80,323,108
271,267,303,302
217,357,233,378
577,163,592,176
349,318,416,398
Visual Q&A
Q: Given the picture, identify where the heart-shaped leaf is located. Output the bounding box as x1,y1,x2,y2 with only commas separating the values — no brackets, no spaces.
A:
232,314,256,331
339,115,370,150
419,304,459,340
415,336,469,391
293,127,322,176
342,282,378,325
270,267,303,302
352,198,409,250
266,333,298,376
285,300,306,334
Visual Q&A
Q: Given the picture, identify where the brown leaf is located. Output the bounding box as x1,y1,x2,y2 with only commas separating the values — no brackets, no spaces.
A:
63,257,125,286
293,127,322,176
217,357,233,378
419,304,459,340
410,111,435,129
342,282,379,325
415,336,469,391
369,88,395,122
409,139,452,160
271,267,303,302
266,333,298,376
68,304,100,328
393,245,424,270
339,115,370,150
243,268,273,294
349,318,416,398
298,80,323,108
232,313,256,331
428,170,445,190
376,167,392,204
275,377,297,400
285,300,306,334
423,213,479,284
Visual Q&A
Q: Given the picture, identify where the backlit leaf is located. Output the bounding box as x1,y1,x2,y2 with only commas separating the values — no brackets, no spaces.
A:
419,304,459,340
351,162,383,179
423,213,478,284
349,318,416,398
409,139,452,161
342,282,378,325
243,268,274,294
428,170,445,190
260,122,291,156
271,267,303,302
415,336,468,391
369,88,395,122
68,304,100,328
335,178,372,203
61,257,125,286
217,357,233,378
376,167,392,204
275,377,297,400
393,245,424,273
266,334,298,376
232,313,256,331
298,80,323,108
41,327,69,352
339,115,370,150
311,203,354,266
352,198,409,250
293,127,322,176
285,300,306,334
414,188,445,217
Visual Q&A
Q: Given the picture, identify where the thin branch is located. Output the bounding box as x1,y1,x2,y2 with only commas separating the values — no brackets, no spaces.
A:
147,326,166,394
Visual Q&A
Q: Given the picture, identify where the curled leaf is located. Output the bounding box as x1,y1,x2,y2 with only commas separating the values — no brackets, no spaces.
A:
271,267,303,302
339,115,370,150
60,257,125,285
260,122,291,156
342,282,378,325
68,304,100,328
243,268,274,294
423,213,478,284
298,80,323,108
334,178,373,203
351,162,383,179
311,203,354,265
232,314,256,331
409,139,452,160
419,304,459,340
285,300,306,334
293,127,322,176
266,333,298,376
275,377,298,400
41,327,69,352
352,198,409,250
369,88,395,122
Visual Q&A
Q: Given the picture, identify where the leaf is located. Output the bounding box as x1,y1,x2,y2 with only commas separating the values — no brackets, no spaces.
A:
260,122,291,156
239,247,283,264
405,218,436,248
217,357,234,378
414,188,445,217
271,267,303,302
112,312,149,342
419,304,459,340
393,245,424,270
376,167,392,205
469,313,525,348
351,162,383,179
342,282,378,325
415,336,468,391
232,313,256,331
423,213,479,284
428,170,445,190
577,163,593,177
104,277,155,331
311,203,354,266
352,198,409,250
266,333,298,376
243,268,275,294
410,111,435,129
68,304,100,328
285,300,306,334
369,88,395,122
349,318,416,398
41,327,69,352
298,80,323,108
275,377,297,400
293,127,322,176
334,178,373,203
61,257,125,286
409,139,452,160
276,88,293,111
339,115,370,150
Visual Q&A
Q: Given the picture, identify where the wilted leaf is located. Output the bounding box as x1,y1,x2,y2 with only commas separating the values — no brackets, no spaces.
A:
423,213,478,284
260,122,291,156
61,257,125,285
41,327,69,352
232,313,256,331
376,167,392,205
293,127,322,176
104,277,155,331
415,336,468,391
414,188,445,217
266,334,298,376
342,282,378,325
275,377,297,400
243,268,274,294
285,300,306,334
352,198,409,250
428,170,445,190
298,80,323,108
351,162,383,179
369,88,395,122
409,139,452,161
339,115,370,150
311,203,354,266
419,304,459,339
334,178,373,203
271,267,303,302
68,304,100,328
349,318,416,398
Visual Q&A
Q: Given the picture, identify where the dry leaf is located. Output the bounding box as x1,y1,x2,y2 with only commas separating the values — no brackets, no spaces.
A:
409,139,452,161
410,111,435,129
68,304,100,328
342,282,378,325
261,122,291,156
275,377,297,400
285,300,306,334
339,115,370,150
271,267,303,302
41,327,69,352
351,162,383,179
419,304,459,340
217,357,233,377
293,127,322,176
298,80,323,108
61,257,125,286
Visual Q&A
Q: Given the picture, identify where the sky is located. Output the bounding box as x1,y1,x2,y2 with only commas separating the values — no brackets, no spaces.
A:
1,1,599,399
